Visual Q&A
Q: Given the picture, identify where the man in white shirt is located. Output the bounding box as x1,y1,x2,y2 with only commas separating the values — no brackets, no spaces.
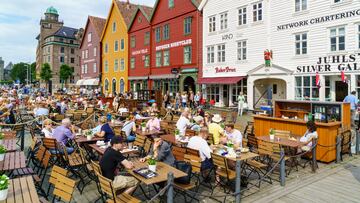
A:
176,111,190,136
222,123,243,148
187,127,214,171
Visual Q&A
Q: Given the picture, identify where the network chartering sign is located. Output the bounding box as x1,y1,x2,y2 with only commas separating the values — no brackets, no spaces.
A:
277,9,360,31
296,53,360,73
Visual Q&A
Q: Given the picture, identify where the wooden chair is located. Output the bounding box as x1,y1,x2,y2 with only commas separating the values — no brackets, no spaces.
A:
52,173,76,203
186,147,199,156
73,112,83,121
133,134,146,149
172,146,186,161
211,153,236,197
274,130,291,139
340,129,352,160
185,129,197,137
97,173,140,203
47,165,69,196
247,133,258,153
54,114,65,122
243,121,254,139
86,107,94,114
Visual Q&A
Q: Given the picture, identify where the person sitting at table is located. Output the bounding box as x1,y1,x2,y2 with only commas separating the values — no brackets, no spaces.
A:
99,136,139,194
187,127,214,171
221,123,243,148
208,114,224,145
42,119,54,138
196,107,205,117
98,116,115,142
34,103,49,117
140,135,175,166
149,103,159,113
52,118,75,154
146,113,160,131
300,120,318,151
91,119,103,136
190,116,204,132
176,110,191,136
117,104,128,115
122,115,137,142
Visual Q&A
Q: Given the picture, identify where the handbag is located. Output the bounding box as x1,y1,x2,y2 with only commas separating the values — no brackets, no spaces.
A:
174,161,192,184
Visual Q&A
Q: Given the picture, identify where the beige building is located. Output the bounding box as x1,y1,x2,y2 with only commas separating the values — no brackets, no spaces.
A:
36,6,83,89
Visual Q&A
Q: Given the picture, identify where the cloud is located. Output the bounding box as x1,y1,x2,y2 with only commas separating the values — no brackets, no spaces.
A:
0,0,155,65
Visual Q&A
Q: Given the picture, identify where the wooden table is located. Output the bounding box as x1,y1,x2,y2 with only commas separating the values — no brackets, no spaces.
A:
0,151,26,172
135,129,163,137
109,122,124,128
89,144,139,156
75,136,104,144
160,134,188,146
3,139,17,152
225,152,260,162
129,160,187,185
1,131,17,140
0,176,40,203
257,136,304,148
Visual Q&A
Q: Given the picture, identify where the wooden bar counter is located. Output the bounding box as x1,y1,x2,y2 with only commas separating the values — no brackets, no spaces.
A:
253,100,351,163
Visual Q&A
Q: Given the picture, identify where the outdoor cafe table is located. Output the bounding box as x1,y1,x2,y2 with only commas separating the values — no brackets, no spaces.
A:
160,134,188,147
257,136,304,148
129,160,187,185
135,129,163,137
3,139,17,152
225,152,260,162
0,151,26,172
75,136,104,144
88,144,139,156
0,176,40,203
1,131,17,140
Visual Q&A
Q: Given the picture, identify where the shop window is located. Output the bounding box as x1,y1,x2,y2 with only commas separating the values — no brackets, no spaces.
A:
145,55,150,67
207,46,215,64
120,79,125,94
220,12,228,30
169,80,179,93
104,79,109,91
156,51,162,67
295,33,307,55
237,40,247,60
184,46,192,64
253,2,263,22
209,16,216,33
295,0,307,12
143,80,148,90
330,27,345,51
207,85,220,103
232,79,247,104
153,80,162,90
325,76,331,101
114,59,119,72
112,79,117,94
295,76,319,100
163,50,170,66
130,81,135,91
217,44,225,62
238,7,247,26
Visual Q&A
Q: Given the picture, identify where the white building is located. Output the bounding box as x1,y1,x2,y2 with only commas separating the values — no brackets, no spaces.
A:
199,0,360,110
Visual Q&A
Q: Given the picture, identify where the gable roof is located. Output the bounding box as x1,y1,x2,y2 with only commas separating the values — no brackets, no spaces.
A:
149,0,201,21
89,16,106,37
127,5,153,31
53,26,78,39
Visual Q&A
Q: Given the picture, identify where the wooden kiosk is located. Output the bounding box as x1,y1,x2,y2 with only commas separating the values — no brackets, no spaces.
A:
253,100,351,163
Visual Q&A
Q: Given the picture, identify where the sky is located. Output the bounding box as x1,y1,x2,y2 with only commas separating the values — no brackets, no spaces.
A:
0,0,155,65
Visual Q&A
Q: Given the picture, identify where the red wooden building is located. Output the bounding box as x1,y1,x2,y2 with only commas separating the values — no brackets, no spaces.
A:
128,5,153,92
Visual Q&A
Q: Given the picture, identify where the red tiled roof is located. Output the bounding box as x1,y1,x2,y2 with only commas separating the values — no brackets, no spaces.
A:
89,16,106,38
115,0,138,28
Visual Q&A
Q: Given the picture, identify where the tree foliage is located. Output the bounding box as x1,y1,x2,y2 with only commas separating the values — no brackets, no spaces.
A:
59,64,73,85
40,63,52,83
10,62,29,83
30,62,36,81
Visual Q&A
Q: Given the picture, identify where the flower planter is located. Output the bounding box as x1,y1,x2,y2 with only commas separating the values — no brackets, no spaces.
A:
148,164,156,172
86,136,92,141
142,127,146,132
269,134,275,140
0,188,8,200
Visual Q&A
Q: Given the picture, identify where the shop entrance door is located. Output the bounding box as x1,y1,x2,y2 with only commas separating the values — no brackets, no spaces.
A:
335,81,348,101
183,76,195,93
223,85,229,106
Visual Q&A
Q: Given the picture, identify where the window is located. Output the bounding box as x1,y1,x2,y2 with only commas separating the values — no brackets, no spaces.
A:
325,76,331,101
184,46,192,64
163,24,170,40
93,47,97,57
112,79,117,94
357,24,360,49
295,33,307,55
209,16,216,32
114,59,119,72
163,50,170,66
47,47,50,53
120,59,125,71
104,43,108,53
104,79,109,91
70,48,74,54
169,0,174,8
232,79,247,104
104,60,108,72
70,40,73,44
88,32,92,42
237,40,247,60
295,76,319,100
238,7,247,26
130,58,135,69
330,27,345,51
253,2,263,22
155,27,161,42
114,40,119,52
70,57,75,63
120,79,125,94
356,75,360,100
93,63,97,73
334,0,343,3
60,56,64,63
169,80,179,93
184,17,192,35
145,55,150,67
131,36,136,48
156,51,162,67
207,46,215,63
112,22,116,32
120,39,125,50
82,51,85,59
60,47,64,53
85,50,88,59
81,65,84,74
47,56,50,62
206,85,220,103
84,64,88,74
144,32,150,45
217,44,225,62
295,0,307,12
220,12,228,30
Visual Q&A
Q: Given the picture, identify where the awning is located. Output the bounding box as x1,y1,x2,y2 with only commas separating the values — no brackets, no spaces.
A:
149,74,179,79
83,78,99,86
75,79,85,86
198,76,245,84
128,76,148,80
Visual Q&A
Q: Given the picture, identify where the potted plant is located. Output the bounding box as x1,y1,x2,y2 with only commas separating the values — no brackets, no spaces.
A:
141,122,146,132
0,133,4,145
174,129,180,139
0,174,9,200
269,128,275,140
148,157,157,172
85,130,93,141
0,145,6,161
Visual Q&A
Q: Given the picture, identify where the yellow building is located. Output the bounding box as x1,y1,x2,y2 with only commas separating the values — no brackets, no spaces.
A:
101,0,137,95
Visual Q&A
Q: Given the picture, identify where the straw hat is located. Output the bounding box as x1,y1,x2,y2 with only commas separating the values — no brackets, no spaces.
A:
193,116,203,123
212,114,222,123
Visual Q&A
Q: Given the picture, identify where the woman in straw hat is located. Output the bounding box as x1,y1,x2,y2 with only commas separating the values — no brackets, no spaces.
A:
208,114,224,145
